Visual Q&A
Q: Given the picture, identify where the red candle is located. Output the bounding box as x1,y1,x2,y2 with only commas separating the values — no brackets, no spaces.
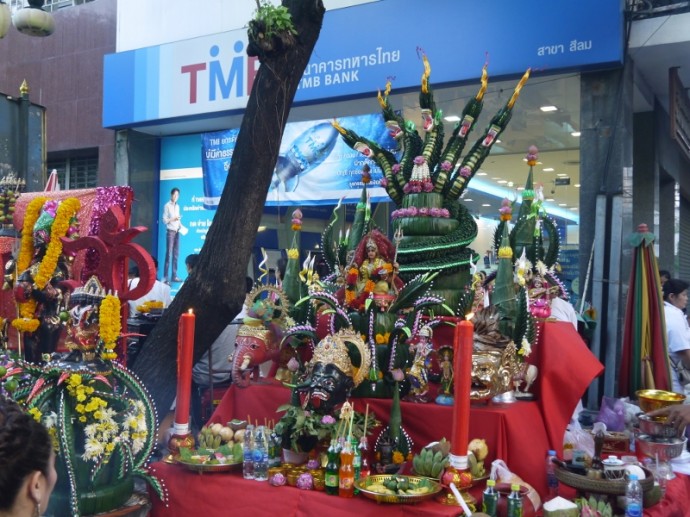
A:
451,316,473,467
174,308,196,432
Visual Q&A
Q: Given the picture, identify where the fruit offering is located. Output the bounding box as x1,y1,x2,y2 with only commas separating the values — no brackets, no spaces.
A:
411,437,450,479
365,476,434,496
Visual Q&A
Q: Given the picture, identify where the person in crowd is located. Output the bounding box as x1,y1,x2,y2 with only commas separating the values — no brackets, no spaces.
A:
663,278,690,394
162,187,182,283
185,253,200,277
0,397,58,517
659,269,671,286
190,276,254,429
127,258,172,317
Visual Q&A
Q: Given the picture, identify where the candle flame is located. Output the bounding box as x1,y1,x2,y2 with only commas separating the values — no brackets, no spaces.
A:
188,308,193,315
465,313,474,321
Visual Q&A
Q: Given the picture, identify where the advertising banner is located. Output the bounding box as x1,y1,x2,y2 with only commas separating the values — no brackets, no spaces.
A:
158,112,396,294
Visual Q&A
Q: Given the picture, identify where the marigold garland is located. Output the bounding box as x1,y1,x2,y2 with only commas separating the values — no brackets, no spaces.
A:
12,197,80,333
99,294,121,360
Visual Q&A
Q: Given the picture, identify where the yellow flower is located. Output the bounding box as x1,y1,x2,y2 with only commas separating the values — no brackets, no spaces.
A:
287,248,299,259
68,374,82,387
28,407,42,422
75,404,85,413
99,294,121,357
392,451,404,464
77,393,87,402
105,442,115,453
79,416,87,423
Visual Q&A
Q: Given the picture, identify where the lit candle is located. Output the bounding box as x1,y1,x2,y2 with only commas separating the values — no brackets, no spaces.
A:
450,315,473,470
173,308,196,433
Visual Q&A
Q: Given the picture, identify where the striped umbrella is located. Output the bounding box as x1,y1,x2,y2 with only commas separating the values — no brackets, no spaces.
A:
619,224,672,396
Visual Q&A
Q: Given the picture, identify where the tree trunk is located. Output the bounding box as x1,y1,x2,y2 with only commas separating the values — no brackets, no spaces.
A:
132,0,326,415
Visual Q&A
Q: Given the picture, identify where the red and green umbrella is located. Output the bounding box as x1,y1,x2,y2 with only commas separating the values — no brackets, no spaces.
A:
619,224,672,396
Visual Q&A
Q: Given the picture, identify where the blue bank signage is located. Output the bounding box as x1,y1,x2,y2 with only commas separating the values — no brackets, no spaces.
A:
103,0,623,128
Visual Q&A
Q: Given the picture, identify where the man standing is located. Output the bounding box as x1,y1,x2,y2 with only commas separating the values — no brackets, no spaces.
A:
162,187,182,283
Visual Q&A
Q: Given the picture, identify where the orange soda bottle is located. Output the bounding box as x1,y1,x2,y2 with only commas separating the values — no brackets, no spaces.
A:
338,441,355,498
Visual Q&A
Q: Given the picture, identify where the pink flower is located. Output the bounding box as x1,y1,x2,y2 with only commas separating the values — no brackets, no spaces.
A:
403,183,412,194
292,208,303,220
440,208,450,217
391,368,405,382
429,208,441,217
287,357,300,372
440,160,452,172
413,156,426,166
321,415,336,425
392,164,401,175
380,177,388,187
422,181,434,192
419,207,429,216
408,206,419,216
460,166,472,178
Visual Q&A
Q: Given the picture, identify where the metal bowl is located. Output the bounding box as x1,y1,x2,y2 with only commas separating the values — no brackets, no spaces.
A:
635,390,685,415
638,414,681,438
637,435,687,461
355,475,442,504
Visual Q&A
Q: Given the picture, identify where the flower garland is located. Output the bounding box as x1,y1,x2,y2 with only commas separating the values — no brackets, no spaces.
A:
99,294,121,360
12,196,47,333
12,197,80,333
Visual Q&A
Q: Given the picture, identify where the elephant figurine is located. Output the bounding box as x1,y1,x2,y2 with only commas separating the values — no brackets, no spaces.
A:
231,323,279,388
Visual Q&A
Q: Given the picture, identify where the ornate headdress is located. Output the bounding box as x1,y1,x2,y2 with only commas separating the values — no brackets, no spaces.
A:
309,329,371,388
366,236,378,251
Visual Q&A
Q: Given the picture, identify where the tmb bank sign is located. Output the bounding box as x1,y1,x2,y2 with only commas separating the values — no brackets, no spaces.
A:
103,0,622,128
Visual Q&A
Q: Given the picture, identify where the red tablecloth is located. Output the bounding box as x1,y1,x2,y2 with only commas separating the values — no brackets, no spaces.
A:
148,322,606,516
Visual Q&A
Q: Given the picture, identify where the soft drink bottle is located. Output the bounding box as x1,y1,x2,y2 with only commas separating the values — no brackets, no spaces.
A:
338,441,355,498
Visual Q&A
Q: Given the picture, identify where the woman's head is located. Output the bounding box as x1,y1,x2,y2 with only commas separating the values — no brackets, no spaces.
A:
663,278,689,309
0,397,57,514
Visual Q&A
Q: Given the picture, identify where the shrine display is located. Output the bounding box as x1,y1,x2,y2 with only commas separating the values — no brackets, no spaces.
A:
0,194,165,516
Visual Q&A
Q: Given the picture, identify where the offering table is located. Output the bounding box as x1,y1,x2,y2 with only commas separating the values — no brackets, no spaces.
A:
149,322,608,515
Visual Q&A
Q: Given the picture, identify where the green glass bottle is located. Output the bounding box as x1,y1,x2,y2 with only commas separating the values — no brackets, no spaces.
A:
324,441,340,496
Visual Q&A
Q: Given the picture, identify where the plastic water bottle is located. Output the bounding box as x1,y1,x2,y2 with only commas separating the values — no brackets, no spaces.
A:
253,425,269,481
546,449,559,499
507,483,523,517
242,424,255,480
481,479,499,517
625,474,643,517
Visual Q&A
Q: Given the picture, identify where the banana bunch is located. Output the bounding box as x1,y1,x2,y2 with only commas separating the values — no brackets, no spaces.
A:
468,438,488,478
412,447,448,479
197,426,222,450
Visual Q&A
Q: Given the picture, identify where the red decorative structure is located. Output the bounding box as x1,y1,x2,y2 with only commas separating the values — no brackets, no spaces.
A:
62,205,155,362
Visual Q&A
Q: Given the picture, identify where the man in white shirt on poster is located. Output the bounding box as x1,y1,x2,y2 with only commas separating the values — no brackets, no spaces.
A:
162,187,183,283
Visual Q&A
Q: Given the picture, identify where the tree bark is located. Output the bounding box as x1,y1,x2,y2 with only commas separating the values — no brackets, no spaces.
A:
132,0,326,415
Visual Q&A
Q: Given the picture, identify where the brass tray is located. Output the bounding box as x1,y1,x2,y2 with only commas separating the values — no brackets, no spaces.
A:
176,458,242,473
554,465,654,495
355,475,442,504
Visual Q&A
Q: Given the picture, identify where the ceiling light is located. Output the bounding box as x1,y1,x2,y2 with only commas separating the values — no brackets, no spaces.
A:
570,207,579,211
571,131,581,137
497,180,508,184
542,167,554,172
507,181,514,187
464,198,473,202
517,187,524,191
481,203,491,207
540,105,558,112
545,198,555,202
558,203,567,207
444,115,461,122
556,173,568,177
496,139,502,144
574,183,581,188
257,226,267,232
476,172,487,176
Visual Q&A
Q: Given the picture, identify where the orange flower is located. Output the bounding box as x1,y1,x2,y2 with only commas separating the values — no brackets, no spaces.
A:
392,451,404,464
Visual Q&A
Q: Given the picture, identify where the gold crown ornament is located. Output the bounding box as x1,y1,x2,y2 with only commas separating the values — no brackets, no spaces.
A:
309,329,371,388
